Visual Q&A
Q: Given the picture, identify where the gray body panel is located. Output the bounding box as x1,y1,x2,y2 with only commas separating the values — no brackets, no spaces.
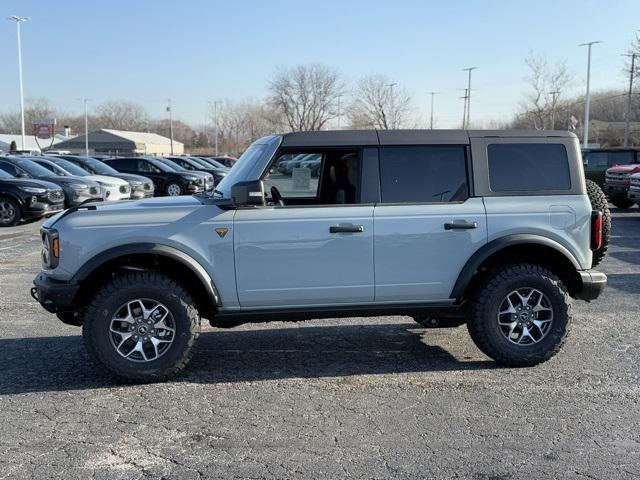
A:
40,129,596,314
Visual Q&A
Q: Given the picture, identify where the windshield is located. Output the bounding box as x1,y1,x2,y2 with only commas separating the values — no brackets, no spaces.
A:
198,157,226,169
188,157,214,169
156,158,185,171
0,169,13,179
215,137,279,196
49,158,91,176
17,159,57,177
76,157,120,175
147,158,175,173
37,161,69,176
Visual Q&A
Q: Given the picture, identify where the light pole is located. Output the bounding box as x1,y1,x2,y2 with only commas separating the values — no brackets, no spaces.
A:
167,99,174,155
210,100,222,156
7,16,30,150
428,91,440,129
386,83,397,129
82,98,90,156
579,41,601,148
623,53,636,147
549,91,559,130
463,67,477,129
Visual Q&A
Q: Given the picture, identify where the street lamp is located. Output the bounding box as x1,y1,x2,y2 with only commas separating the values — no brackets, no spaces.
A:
463,67,477,129
579,41,602,148
6,15,30,150
209,100,222,156
167,99,174,155
386,83,397,129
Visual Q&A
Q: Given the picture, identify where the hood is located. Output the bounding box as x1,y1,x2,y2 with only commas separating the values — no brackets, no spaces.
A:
110,173,153,185
47,194,216,229
0,177,61,190
84,175,130,186
47,176,101,188
607,165,640,174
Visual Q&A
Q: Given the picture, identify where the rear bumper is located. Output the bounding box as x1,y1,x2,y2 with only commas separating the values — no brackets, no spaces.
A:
31,272,80,313
575,270,607,302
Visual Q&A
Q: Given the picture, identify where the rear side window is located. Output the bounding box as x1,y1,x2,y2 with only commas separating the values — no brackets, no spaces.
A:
488,144,571,192
379,146,468,203
107,158,135,170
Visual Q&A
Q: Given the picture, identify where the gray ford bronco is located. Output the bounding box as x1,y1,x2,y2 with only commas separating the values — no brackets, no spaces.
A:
32,130,608,382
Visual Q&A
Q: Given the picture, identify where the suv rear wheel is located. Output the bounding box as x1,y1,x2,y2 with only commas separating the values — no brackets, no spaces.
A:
467,263,571,367
82,271,200,382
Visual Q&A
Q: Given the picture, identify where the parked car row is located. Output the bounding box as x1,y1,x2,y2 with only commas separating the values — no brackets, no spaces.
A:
582,148,640,209
0,153,234,226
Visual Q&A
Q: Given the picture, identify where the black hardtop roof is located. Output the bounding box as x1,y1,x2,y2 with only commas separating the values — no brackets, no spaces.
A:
279,129,577,147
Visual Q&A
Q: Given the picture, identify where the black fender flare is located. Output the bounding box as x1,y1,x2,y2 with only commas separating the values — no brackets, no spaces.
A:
450,234,581,299
72,243,220,306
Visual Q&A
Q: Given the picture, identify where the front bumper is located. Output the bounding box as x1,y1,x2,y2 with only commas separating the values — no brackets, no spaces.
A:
604,184,629,196
22,202,65,220
575,270,607,302
628,187,640,201
31,272,80,313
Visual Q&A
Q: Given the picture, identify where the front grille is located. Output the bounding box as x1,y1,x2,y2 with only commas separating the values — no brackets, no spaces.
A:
47,190,64,203
90,187,99,195
119,185,131,194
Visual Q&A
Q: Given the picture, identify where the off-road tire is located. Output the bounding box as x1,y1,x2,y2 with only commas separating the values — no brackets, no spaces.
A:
585,179,610,266
610,197,634,209
0,196,20,227
467,263,571,367
82,271,200,382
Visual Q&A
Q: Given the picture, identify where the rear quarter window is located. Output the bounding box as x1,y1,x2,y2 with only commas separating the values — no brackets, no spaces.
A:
488,143,571,192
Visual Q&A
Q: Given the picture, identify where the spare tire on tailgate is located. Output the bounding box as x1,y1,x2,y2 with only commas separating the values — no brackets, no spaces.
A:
586,179,611,267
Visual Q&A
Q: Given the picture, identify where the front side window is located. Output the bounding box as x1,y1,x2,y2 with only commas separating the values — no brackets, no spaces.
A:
379,146,468,203
488,143,571,192
264,153,323,198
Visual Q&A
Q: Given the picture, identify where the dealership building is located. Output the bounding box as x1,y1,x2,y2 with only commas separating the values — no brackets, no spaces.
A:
51,129,183,156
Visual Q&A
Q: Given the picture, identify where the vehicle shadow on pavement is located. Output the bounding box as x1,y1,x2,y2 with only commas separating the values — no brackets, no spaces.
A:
0,322,493,395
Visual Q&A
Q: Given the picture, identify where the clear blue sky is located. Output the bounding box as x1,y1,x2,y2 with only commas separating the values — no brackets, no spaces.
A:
1,0,639,129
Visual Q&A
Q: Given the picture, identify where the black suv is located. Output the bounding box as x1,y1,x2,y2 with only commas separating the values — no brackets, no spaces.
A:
0,168,64,227
52,155,155,199
0,157,102,207
104,157,206,196
164,156,227,185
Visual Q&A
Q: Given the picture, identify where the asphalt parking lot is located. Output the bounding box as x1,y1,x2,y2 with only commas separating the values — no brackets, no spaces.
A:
0,210,639,479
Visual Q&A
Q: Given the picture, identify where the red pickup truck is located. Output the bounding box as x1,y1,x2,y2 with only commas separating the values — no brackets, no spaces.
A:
605,164,640,208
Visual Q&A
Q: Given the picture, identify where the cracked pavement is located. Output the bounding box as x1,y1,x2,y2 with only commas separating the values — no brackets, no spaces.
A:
0,210,639,479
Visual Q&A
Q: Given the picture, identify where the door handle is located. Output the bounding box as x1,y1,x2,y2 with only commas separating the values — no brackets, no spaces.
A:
444,221,477,230
330,224,365,233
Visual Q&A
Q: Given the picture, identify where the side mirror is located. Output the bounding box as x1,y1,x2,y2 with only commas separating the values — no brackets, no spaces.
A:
231,180,265,206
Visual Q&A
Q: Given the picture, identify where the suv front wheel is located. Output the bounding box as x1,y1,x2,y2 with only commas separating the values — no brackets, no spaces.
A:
467,263,571,367
82,271,200,382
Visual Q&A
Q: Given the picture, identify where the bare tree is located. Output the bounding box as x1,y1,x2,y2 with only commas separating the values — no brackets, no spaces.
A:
94,101,150,131
212,99,276,155
518,53,572,130
0,98,57,133
267,64,344,131
347,75,413,129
